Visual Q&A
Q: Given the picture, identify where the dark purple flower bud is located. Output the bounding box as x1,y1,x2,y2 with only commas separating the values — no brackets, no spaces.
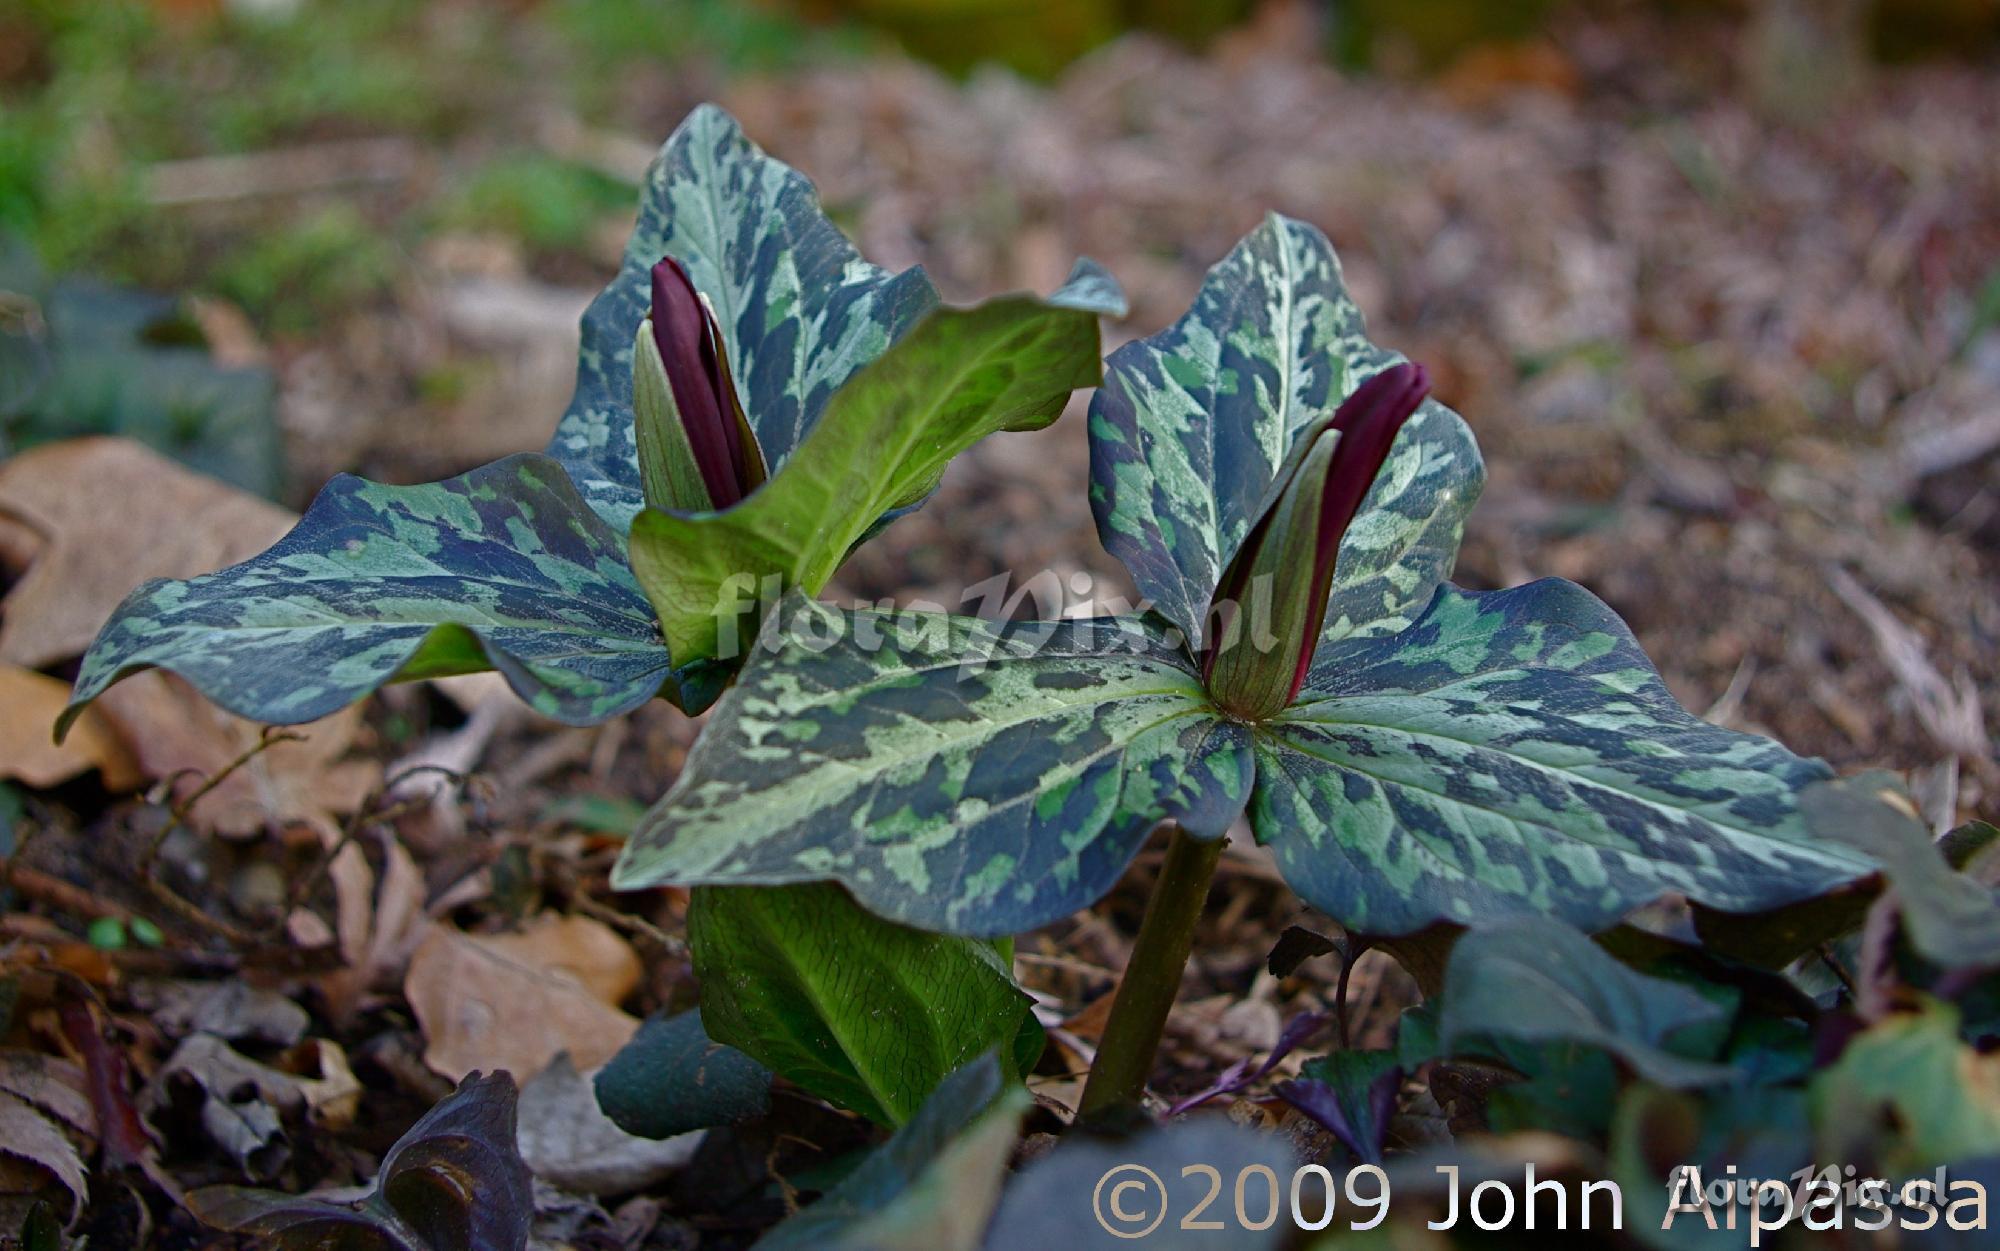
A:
633,256,764,512
1202,363,1431,720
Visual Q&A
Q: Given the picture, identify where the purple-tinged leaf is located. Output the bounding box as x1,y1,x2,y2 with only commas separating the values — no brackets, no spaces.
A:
190,1071,532,1251
1167,1011,1329,1115
1276,1050,1403,1164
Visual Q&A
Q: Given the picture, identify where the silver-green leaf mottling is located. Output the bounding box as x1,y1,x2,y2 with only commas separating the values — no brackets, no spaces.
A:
630,263,1118,666
1254,579,1874,935
612,595,1254,937
1088,213,1482,651
62,104,929,731
549,104,940,532
61,455,697,735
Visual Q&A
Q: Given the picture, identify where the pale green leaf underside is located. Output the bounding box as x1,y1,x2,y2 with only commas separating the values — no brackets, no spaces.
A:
613,596,1254,937
1254,579,1874,935
629,266,1114,666
1088,213,1483,651
689,884,1040,1126
548,103,940,533
62,454,699,735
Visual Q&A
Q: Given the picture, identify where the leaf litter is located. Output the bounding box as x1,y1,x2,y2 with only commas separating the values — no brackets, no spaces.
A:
1,4,1997,1246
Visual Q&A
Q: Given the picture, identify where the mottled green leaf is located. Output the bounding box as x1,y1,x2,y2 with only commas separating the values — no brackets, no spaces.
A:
1253,579,1873,934
629,264,1118,666
61,455,700,737
613,596,1254,936
593,1009,772,1140
1812,998,2000,1173
1436,916,1735,1088
1088,213,1482,652
688,884,1041,1126
755,1053,1028,1251
1694,778,2000,970
548,104,939,532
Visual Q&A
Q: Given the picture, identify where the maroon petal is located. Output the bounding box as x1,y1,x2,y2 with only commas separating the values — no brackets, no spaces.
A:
1287,363,1430,701
651,257,746,508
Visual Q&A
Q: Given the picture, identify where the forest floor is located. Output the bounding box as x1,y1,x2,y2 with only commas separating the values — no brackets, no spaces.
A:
1,2,1996,1245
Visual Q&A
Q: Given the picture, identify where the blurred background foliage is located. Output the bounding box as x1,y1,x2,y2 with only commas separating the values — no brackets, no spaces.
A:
2,0,1994,343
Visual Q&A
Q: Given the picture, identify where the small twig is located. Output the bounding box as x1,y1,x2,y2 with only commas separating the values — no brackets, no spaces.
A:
1817,941,1859,999
0,858,134,923
133,729,304,945
145,137,418,206
139,728,305,879
1015,951,1115,980
259,764,473,943
573,892,686,959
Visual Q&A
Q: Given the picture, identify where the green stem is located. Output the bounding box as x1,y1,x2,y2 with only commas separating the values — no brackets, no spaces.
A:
1079,825,1225,1116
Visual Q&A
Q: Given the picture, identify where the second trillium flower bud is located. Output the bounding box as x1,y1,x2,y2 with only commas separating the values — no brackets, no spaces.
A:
1202,362,1432,721
632,256,766,513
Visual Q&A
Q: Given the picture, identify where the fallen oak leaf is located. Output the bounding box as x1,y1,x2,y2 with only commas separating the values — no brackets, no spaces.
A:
146,1033,291,1180
0,437,293,670
517,1052,701,1195
405,915,641,1081
0,1091,87,1225
0,664,140,790
0,1051,94,1141
144,1032,365,1179
95,672,379,841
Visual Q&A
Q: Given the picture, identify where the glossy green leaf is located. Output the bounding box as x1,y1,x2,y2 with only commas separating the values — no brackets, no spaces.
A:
755,1053,1028,1251
629,263,1120,666
613,596,1254,936
1088,213,1482,652
547,103,939,532
1253,579,1874,934
60,455,703,737
1435,916,1735,1089
1811,998,2000,1173
688,884,1042,1126
593,1008,773,1140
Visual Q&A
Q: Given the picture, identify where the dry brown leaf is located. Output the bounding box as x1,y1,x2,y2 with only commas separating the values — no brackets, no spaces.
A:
0,1090,87,1223
405,914,641,1081
516,1053,700,1195
0,437,295,669
93,672,379,840
0,1051,93,1141
0,664,141,790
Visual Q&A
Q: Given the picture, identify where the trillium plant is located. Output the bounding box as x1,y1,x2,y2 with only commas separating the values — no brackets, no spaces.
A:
61,105,1877,1128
